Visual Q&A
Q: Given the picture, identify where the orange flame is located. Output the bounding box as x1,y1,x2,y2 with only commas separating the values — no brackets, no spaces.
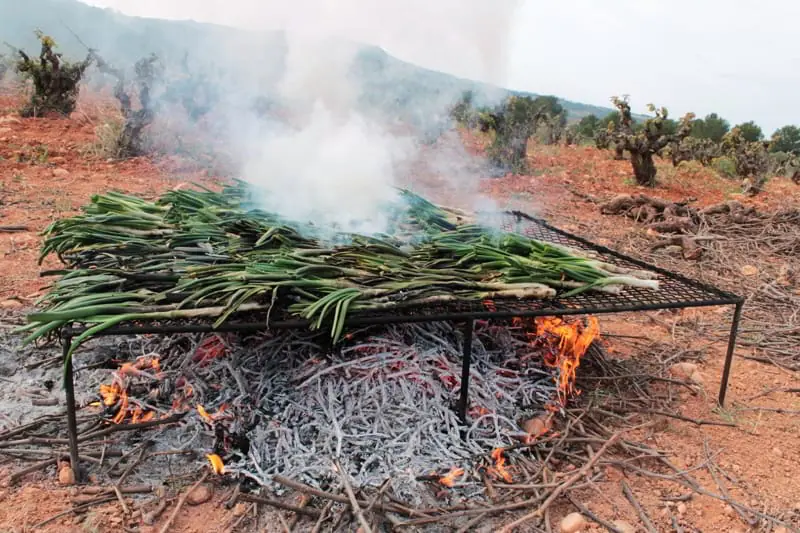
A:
438,467,465,488
489,448,513,483
100,383,121,407
112,391,129,424
207,453,225,475
531,316,600,406
197,405,213,424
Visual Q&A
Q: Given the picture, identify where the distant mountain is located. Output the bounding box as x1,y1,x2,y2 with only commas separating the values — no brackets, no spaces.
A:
0,0,622,124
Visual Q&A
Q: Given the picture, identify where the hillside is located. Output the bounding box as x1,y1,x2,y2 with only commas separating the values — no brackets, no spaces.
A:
0,0,620,123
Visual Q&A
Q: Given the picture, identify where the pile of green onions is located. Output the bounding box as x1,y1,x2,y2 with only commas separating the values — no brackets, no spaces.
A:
20,183,658,360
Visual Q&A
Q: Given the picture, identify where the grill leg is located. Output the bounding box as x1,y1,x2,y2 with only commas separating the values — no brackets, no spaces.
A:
63,336,81,481
457,320,474,425
718,301,744,407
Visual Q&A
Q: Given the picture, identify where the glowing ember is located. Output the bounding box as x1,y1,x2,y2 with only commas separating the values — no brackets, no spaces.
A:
197,405,213,424
489,448,513,483
194,336,228,365
438,467,465,487
207,453,225,475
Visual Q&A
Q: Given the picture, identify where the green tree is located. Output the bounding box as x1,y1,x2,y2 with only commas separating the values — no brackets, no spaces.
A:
608,96,693,186
659,118,679,136
735,121,763,142
600,110,621,129
576,114,601,139
770,125,800,155
691,113,730,142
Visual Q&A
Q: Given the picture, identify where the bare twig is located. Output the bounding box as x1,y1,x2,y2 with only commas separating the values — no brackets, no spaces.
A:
334,460,373,533
32,496,116,529
158,470,210,533
565,494,623,533
238,493,321,518
621,480,657,533
498,430,624,533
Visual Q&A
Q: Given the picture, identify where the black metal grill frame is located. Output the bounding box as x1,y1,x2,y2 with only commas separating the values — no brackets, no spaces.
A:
57,212,744,478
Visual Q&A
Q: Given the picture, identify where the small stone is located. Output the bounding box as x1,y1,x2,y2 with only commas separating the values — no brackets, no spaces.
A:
232,502,248,516
772,447,784,458
773,527,789,533
522,415,551,438
560,512,587,533
612,521,636,533
58,465,76,486
677,502,687,515
186,483,213,505
0,299,23,309
669,362,698,379
52,168,69,177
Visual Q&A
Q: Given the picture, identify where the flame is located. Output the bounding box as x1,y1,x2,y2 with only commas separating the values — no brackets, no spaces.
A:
207,453,225,475
100,383,121,407
140,411,155,423
489,448,513,483
112,390,129,424
527,316,600,406
197,405,213,424
197,404,228,424
438,467,464,488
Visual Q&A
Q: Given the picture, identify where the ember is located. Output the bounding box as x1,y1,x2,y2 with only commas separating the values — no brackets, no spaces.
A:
85,318,599,503
489,448,513,483
438,467,465,488
207,453,225,475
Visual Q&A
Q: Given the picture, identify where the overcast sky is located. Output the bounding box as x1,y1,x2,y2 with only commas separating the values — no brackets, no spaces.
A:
80,0,800,133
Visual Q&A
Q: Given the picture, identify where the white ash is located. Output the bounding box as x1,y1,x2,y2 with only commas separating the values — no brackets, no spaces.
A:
141,322,561,503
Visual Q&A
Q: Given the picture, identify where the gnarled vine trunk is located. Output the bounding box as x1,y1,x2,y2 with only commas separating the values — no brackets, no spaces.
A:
630,152,657,187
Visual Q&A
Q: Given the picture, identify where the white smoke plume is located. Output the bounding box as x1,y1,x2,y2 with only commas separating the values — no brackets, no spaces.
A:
241,0,522,233
80,0,523,232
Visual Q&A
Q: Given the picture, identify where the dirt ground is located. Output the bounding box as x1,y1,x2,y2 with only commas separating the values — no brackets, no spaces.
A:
0,88,798,532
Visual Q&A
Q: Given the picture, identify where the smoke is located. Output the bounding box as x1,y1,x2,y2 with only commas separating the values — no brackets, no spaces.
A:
74,0,523,233
233,0,522,234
